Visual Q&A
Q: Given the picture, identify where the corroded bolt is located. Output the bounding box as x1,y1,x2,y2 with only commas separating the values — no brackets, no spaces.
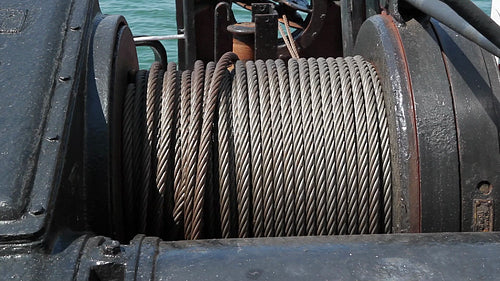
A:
477,181,492,195
102,240,121,255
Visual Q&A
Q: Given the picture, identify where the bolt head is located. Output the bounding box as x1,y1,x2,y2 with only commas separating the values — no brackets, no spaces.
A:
102,240,121,255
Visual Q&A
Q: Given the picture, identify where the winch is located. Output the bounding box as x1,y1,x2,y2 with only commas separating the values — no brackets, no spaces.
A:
0,0,499,279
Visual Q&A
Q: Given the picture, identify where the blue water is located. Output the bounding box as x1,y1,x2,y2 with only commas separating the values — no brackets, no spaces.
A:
98,0,493,68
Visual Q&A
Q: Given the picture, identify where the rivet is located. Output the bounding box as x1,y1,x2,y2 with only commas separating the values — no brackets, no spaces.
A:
59,76,71,82
29,205,45,216
46,135,60,142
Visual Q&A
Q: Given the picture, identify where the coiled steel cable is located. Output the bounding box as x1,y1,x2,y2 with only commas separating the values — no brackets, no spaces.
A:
121,52,392,240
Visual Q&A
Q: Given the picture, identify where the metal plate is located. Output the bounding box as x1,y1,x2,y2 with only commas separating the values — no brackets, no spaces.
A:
398,18,461,232
432,20,500,232
0,0,94,241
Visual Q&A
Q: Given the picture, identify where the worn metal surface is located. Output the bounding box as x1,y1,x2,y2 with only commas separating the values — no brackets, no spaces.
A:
404,0,500,58
227,22,256,61
150,233,500,280
1,0,500,279
4,232,500,280
0,0,98,241
215,2,236,61
398,18,461,233
253,3,278,60
340,0,365,56
432,20,500,232
355,14,418,233
91,14,139,240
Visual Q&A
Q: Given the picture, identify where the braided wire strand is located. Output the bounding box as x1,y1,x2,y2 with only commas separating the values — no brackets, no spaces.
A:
134,70,149,233
317,58,337,235
308,58,327,235
255,60,275,237
298,58,317,236
161,63,180,239
147,63,165,235
218,70,234,238
143,65,163,233
367,60,392,233
122,83,136,237
177,61,204,239
246,60,265,237
354,56,381,234
275,59,296,236
173,69,191,238
288,58,306,236
346,57,370,234
336,58,359,235
326,58,348,235
266,59,286,237
233,61,252,238
192,53,239,239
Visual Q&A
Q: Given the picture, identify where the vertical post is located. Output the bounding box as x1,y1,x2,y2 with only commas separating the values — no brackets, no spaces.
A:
176,0,196,70
175,0,185,69
252,3,278,60
340,0,365,56
214,2,236,61
183,0,196,69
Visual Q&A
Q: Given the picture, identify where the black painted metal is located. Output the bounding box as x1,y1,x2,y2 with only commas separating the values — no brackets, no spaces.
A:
150,233,500,280
404,0,500,58
175,0,186,69
0,0,99,241
398,18,461,232
90,14,139,240
1,0,500,279
340,0,365,56
4,233,500,280
355,14,486,233
252,3,278,60
135,40,168,69
214,2,236,61
432,20,500,232
440,0,500,49
182,0,196,69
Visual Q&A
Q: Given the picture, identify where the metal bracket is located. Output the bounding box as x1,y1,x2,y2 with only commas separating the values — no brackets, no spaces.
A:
252,3,278,60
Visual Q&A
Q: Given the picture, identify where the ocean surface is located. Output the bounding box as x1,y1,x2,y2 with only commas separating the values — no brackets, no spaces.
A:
98,0,493,68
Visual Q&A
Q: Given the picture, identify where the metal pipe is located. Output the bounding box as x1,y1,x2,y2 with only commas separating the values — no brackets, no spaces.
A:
404,0,500,58
183,0,196,69
440,0,500,49
134,34,185,42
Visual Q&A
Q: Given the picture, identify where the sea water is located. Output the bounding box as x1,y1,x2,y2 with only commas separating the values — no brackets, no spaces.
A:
98,0,493,68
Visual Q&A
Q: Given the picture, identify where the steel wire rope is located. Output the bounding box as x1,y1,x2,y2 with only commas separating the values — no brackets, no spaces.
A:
121,53,392,240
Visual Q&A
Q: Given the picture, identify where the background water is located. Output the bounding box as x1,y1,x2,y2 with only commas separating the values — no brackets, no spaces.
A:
99,0,493,68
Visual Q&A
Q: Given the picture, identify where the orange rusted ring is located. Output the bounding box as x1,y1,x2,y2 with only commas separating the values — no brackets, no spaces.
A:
227,22,256,61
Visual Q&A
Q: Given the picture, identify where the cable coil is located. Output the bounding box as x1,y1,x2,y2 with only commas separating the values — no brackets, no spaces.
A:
121,52,392,240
